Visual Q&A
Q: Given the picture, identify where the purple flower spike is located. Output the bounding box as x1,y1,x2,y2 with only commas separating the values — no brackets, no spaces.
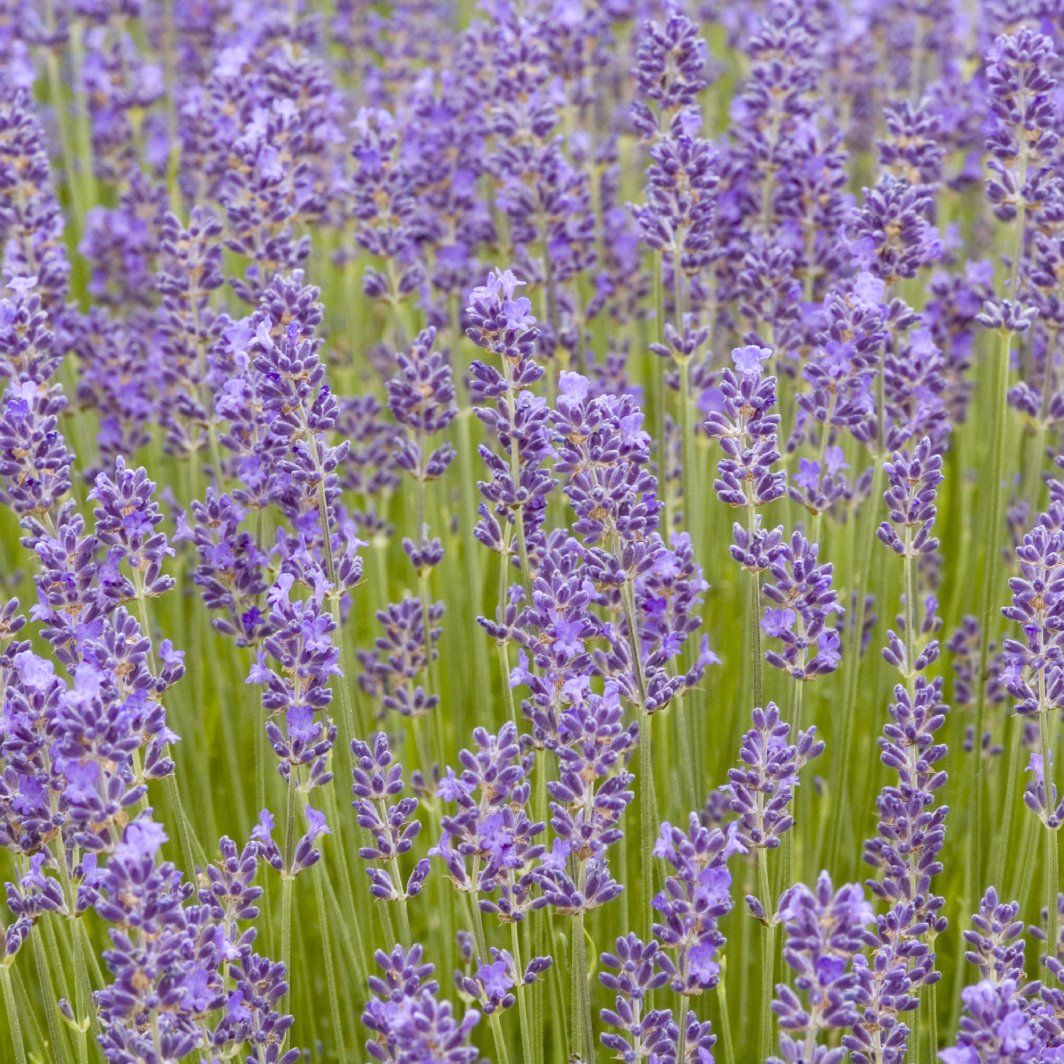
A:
704,349,785,510
878,438,944,559
629,11,709,140
432,723,545,922
362,944,479,1063
762,532,843,680
771,872,875,1064
599,934,675,1060
387,326,457,482
90,457,175,600
652,813,745,996
983,29,1059,227
352,733,430,902
728,703,823,853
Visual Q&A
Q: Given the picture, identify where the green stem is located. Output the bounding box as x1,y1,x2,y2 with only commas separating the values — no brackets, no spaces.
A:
32,928,65,1063
715,958,735,1064
572,910,594,1061
782,678,805,894
747,505,764,711
1040,694,1060,980
280,771,296,1008
757,848,776,1063
977,327,1012,892
510,921,536,1064
619,573,655,933
0,966,26,1064
489,1012,513,1064
135,588,203,870
825,456,883,871
312,863,348,1058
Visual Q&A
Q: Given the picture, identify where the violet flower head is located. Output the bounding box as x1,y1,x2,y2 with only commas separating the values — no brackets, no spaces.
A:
879,99,946,189
851,176,942,282
535,683,636,916
0,380,72,524
432,722,545,921
634,132,718,273
704,347,785,510
730,516,785,574
762,531,844,680
771,872,875,1064
863,678,949,939
1001,524,1064,719
386,325,457,482
350,107,422,302
0,90,72,327
465,270,552,563
941,978,1042,1063
940,888,1064,1059
178,489,269,645
351,732,430,902
454,947,550,1016
358,595,443,721
553,371,661,550
465,269,539,364
89,456,175,601
634,531,714,699
249,573,338,848
652,813,746,996
877,437,944,559
599,934,676,1061
797,275,888,450
86,812,298,1062
983,29,1059,226
362,944,480,1064
629,11,709,140
962,888,1026,986
728,702,824,853
0,277,63,385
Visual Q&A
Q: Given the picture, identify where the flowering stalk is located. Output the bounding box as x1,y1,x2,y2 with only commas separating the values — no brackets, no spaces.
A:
972,27,1058,896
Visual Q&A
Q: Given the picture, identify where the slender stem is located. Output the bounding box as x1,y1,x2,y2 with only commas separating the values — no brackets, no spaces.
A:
572,909,594,1062
32,929,65,1063
533,753,550,1061
378,796,412,943
747,505,764,711
782,679,805,895
280,771,296,1008
928,971,939,1060
0,966,26,1064
489,1012,513,1064
56,853,96,1054
135,587,203,869
418,564,447,770
619,573,656,933
653,253,671,530
976,327,1012,892
904,544,917,693
510,921,536,1064
319,782,370,989
312,863,348,1059
318,475,364,753
715,957,735,1064
676,991,688,1062
1039,687,1060,980
501,363,533,597
678,352,692,532
825,456,883,869
757,848,776,1064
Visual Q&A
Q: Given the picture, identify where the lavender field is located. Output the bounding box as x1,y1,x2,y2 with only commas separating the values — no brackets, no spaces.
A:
0,1,1061,1061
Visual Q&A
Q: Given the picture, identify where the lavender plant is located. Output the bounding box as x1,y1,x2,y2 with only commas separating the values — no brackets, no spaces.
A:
0,3,1058,1062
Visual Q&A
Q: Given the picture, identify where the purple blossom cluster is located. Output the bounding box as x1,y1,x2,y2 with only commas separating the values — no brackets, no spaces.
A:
1,2,1063,1062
